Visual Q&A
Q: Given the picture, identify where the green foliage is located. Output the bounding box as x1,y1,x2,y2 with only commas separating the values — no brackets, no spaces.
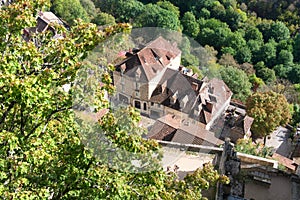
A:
293,33,300,62
135,3,181,31
197,18,232,52
248,74,264,92
277,49,293,65
0,1,228,199
220,66,252,102
273,64,292,79
187,65,203,79
52,0,90,25
235,46,252,63
291,104,300,126
79,0,97,19
288,64,300,84
246,91,291,142
96,0,145,23
257,39,277,67
123,0,299,89
235,138,274,158
269,21,290,42
181,12,199,38
92,12,116,26
257,67,276,85
255,62,276,84
157,0,180,17
244,26,263,42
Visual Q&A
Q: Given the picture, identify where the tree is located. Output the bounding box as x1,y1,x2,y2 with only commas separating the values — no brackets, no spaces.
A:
79,0,98,19
288,64,300,84
257,40,277,67
181,12,200,38
255,62,276,84
51,0,90,25
256,20,290,42
293,33,300,62
235,138,273,158
273,64,292,79
248,74,265,92
277,49,293,65
291,104,300,126
244,25,263,42
95,0,145,23
135,3,181,31
269,21,290,42
246,91,291,145
0,1,228,199
92,12,116,26
157,0,180,17
235,46,252,63
218,53,239,68
220,66,252,102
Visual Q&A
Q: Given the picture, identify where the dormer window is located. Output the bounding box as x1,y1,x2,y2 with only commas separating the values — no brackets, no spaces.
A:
135,68,141,80
170,91,178,105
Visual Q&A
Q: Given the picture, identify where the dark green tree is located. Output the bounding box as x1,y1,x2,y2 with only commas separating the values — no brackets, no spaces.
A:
269,21,290,42
244,26,263,42
277,49,293,65
95,0,145,23
181,11,200,38
288,64,300,84
293,33,300,62
235,46,252,63
135,3,181,31
255,64,276,84
257,40,277,67
220,66,252,101
92,12,116,26
79,0,97,19
52,0,90,25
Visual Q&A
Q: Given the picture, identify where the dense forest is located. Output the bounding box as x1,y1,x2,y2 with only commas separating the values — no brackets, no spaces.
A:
1,1,231,199
50,0,300,127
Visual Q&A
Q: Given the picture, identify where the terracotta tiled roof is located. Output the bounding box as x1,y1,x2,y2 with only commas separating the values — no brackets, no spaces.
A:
292,143,300,160
147,114,223,146
115,36,181,81
272,153,296,171
147,120,176,141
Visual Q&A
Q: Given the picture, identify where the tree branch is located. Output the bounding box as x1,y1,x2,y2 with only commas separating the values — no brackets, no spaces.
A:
25,106,72,139
0,101,16,126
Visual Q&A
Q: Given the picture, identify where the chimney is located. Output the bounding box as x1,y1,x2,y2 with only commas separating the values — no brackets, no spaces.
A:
192,82,198,91
205,101,213,113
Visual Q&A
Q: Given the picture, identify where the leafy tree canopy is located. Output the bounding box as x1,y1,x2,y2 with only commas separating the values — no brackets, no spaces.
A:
220,66,252,102
52,0,90,25
246,91,291,144
0,1,228,199
235,138,274,158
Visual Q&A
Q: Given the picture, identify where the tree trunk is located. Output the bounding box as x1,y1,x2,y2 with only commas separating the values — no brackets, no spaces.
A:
263,135,267,146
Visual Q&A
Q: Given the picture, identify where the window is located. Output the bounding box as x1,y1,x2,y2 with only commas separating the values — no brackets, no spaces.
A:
151,102,154,106
143,102,147,111
135,91,139,97
135,82,140,90
119,94,129,104
134,101,141,109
